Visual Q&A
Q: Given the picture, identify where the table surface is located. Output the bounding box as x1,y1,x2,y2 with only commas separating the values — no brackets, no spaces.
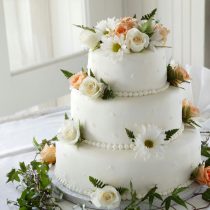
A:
0,109,209,210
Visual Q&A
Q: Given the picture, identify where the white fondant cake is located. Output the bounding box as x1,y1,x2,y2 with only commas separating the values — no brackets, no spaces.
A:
88,48,167,92
55,128,201,199
56,12,202,208
71,87,183,144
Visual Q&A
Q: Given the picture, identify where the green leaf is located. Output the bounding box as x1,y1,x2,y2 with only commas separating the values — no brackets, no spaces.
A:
130,181,138,201
100,79,115,100
100,78,108,86
133,14,137,18
33,137,40,151
89,69,95,78
154,193,163,201
60,69,74,79
89,176,106,188
64,113,69,120
141,8,157,20
165,129,179,141
139,18,154,36
172,195,187,209
201,145,210,157
116,187,129,195
141,185,157,202
202,188,210,202
172,187,188,195
19,162,27,173
164,197,172,210
6,169,20,183
125,128,135,142
73,24,95,33
205,158,210,167
101,87,115,100
92,41,101,51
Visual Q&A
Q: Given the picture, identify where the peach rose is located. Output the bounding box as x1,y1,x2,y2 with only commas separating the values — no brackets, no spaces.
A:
175,66,191,81
40,144,56,164
115,17,137,36
155,24,170,44
195,165,210,187
182,99,199,117
70,71,87,90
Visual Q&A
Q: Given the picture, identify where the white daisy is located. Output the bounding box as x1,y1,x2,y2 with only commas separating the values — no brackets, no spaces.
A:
95,17,118,35
100,35,129,61
135,124,166,160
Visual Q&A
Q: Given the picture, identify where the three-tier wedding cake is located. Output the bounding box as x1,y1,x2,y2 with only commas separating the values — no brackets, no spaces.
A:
55,9,202,209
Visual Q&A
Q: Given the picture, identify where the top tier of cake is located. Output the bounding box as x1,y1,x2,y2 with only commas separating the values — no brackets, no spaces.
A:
88,48,167,92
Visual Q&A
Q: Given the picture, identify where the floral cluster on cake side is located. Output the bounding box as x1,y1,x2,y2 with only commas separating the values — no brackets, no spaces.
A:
76,9,169,55
61,68,114,100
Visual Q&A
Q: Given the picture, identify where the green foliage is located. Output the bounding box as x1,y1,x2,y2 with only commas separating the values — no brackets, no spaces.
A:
141,8,157,20
201,145,210,158
205,158,210,167
6,160,62,209
202,188,210,202
141,186,162,208
116,187,129,196
64,113,69,120
60,69,74,79
89,176,106,188
89,69,95,78
73,24,95,33
162,187,188,210
139,18,154,36
92,41,101,51
125,128,135,142
100,79,115,100
165,129,179,141
33,136,58,153
7,168,20,183
133,14,137,18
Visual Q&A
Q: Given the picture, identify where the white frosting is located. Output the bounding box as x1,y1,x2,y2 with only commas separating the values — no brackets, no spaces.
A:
71,87,183,144
114,82,169,97
88,48,167,92
55,128,201,199
83,124,184,150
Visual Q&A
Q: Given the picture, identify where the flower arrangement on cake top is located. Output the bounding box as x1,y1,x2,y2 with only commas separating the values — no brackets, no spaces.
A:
75,9,170,55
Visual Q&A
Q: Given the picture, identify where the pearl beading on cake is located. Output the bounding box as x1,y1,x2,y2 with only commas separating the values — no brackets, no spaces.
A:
114,83,169,97
55,173,193,200
84,124,184,150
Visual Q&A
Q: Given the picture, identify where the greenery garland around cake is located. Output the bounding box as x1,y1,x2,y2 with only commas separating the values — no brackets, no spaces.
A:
61,68,115,100
75,9,170,55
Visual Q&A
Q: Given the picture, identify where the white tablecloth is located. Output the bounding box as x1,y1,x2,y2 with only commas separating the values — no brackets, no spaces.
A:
1,67,210,210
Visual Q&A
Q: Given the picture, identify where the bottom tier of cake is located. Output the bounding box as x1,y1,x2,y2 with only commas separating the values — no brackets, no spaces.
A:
55,128,201,199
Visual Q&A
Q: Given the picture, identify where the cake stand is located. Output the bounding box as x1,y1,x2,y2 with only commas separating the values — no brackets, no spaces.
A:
49,166,203,210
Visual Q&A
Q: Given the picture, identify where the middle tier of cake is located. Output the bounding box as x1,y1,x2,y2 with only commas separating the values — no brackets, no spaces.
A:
71,87,183,145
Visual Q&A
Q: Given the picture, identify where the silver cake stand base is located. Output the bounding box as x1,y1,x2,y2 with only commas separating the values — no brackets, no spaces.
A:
49,167,203,210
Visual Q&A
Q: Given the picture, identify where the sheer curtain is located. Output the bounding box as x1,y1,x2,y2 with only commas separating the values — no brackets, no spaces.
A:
3,0,85,71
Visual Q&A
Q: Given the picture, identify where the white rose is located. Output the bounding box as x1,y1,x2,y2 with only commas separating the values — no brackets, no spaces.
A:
126,28,149,52
80,30,99,50
57,119,80,144
91,186,121,209
79,77,105,99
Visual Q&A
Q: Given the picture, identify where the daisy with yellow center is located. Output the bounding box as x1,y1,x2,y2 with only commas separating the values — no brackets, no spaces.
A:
135,124,166,160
